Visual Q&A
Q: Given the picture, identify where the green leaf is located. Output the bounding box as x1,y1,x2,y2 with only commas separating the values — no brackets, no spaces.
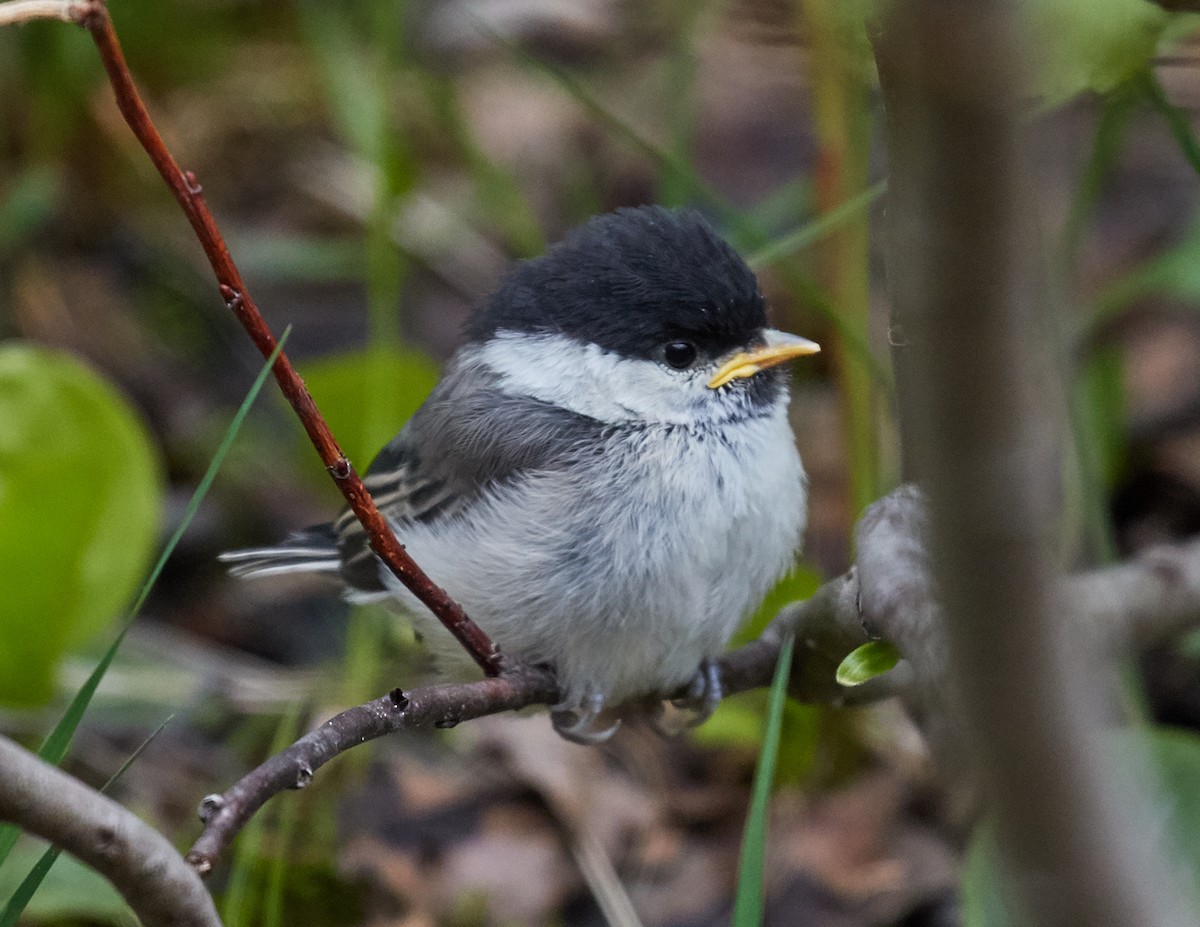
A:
1093,217,1200,323
962,726,1200,927
300,345,440,468
0,840,131,926
0,334,287,869
732,633,795,927
0,345,162,707
835,640,901,687
1023,0,1169,108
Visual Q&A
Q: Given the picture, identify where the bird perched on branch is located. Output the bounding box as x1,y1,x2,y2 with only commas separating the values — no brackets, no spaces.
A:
222,206,818,743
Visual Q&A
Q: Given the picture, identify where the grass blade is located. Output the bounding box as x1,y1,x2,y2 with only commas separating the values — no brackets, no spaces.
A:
261,704,306,927
747,181,886,268
1143,70,1200,177
0,330,290,870
0,715,174,927
732,632,795,927
223,703,305,927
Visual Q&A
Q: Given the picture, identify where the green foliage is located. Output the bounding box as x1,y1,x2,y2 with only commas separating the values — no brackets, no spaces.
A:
732,633,795,927
835,640,901,687
300,344,440,469
0,344,162,706
223,706,304,927
0,168,58,258
0,840,133,926
961,726,1200,926
696,568,823,778
1098,214,1200,313
0,336,286,873
1023,0,1168,108
0,716,172,927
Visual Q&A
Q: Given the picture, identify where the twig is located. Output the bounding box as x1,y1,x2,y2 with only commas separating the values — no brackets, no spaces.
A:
0,0,83,25
0,736,222,927
184,666,555,873
69,0,502,677
185,485,1200,873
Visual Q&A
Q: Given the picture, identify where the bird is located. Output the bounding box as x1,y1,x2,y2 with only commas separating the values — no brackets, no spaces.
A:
221,205,818,743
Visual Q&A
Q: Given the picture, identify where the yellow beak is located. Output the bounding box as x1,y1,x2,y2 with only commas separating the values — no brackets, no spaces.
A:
707,330,821,389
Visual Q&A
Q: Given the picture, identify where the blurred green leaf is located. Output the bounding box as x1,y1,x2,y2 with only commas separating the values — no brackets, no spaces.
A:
1023,0,1169,108
0,168,59,256
1093,217,1200,323
228,233,364,284
732,566,824,648
0,334,287,869
300,345,440,468
0,345,162,707
698,566,824,761
835,640,901,687
962,726,1200,927
298,3,387,164
0,839,132,926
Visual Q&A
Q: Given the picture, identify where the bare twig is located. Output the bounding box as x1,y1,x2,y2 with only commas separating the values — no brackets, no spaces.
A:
0,0,84,26
70,0,502,677
0,736,222,927
875,2,1196,925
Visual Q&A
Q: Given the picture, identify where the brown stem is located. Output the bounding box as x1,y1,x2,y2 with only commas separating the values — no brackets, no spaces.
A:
74,0,501,676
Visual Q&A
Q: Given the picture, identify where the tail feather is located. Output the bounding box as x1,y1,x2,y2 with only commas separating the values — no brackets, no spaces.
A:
219,525,342,579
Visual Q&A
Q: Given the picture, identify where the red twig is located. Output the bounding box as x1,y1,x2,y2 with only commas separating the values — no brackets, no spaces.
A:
75,0,502,676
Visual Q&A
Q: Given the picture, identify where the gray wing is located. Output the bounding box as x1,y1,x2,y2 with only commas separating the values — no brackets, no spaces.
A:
334,361,607,592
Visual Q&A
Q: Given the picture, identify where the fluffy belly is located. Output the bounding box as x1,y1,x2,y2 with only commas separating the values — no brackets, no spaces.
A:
372,412,806,703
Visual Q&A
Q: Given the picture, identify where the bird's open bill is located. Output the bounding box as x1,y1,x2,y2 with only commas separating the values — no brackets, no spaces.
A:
707,331,821,389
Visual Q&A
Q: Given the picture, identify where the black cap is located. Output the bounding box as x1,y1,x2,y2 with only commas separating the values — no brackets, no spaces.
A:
466,206,767,361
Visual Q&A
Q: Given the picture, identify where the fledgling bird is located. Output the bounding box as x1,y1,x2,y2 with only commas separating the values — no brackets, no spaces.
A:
222,206,818,743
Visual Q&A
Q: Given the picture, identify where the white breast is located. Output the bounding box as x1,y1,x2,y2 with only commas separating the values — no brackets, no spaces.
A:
366,400,806,704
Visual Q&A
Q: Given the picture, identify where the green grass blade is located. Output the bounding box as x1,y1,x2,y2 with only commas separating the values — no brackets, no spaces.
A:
223,703,305,927
0,715,174,927
747,181,886,268
0,331,289,869
262,704,305,927
1143,70,1200,177
0,847,61,927
732,632,795,927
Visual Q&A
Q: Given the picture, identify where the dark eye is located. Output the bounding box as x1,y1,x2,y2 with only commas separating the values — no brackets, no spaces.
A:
663,341,698,369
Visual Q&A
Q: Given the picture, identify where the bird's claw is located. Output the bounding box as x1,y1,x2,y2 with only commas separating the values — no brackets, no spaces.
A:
671,658,723,728
551,686,621,745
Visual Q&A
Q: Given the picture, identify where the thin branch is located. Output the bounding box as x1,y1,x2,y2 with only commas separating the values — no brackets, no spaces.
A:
0,736,222,927
185,485,1200,873
69,0,502,676
0,0,84,25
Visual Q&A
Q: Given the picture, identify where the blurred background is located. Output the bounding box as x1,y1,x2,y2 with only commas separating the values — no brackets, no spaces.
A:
4,0,1200,924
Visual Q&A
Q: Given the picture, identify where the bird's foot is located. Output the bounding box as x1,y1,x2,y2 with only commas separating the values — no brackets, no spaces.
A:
671,658,723,728
551,685,621,745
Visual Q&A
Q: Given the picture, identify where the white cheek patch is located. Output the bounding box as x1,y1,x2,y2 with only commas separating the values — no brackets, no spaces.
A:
469,331,716,426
